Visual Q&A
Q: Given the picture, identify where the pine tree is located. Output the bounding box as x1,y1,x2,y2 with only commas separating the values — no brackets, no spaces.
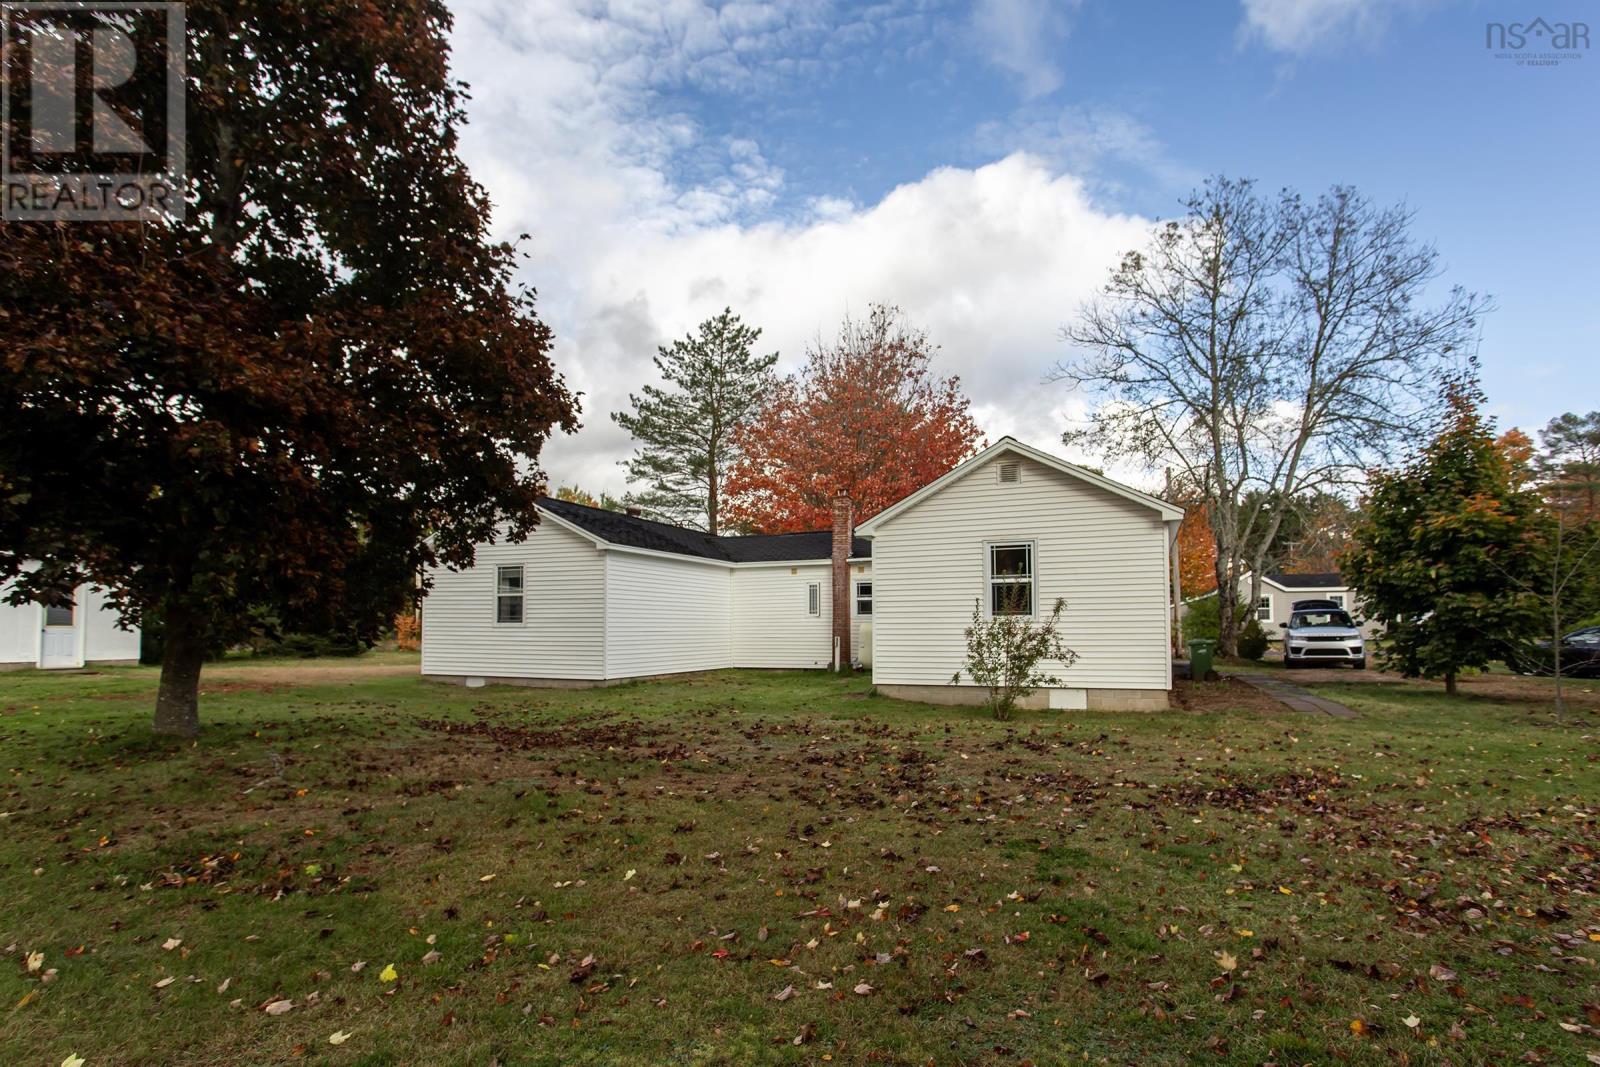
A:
1341,378,1546,695
612,309,777,533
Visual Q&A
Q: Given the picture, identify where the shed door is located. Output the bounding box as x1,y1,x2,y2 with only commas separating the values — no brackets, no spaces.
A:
39,598,81,669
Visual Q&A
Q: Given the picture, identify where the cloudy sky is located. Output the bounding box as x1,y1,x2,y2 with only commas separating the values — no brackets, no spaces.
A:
446,0,1597,497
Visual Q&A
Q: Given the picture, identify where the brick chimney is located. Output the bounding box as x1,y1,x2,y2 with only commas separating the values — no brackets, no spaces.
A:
831,491,853,670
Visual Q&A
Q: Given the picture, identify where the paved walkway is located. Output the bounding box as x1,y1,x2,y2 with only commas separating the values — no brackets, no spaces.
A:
1225,671,1359,719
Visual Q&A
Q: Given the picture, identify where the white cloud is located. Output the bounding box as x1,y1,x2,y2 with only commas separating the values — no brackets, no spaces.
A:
1238,0,1435,53
973,103,1201,194
447,1,1161,499
970,0,1080,99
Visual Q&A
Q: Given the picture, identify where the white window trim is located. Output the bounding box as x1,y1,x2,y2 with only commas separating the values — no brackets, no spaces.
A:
855,580,873,616
1255,595,1272,622
494,564,525,626
984,540,1037,618
806,581,821,616
1329,593,1345,608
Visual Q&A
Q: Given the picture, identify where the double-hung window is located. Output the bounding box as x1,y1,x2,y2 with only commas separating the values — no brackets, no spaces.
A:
1329,593,1345,608
496,565,525,624
987,542,1034,616
855,581,873,616
1256,595,1272,622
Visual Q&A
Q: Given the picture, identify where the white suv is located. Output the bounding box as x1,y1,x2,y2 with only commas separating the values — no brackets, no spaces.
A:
1280,606,1366,670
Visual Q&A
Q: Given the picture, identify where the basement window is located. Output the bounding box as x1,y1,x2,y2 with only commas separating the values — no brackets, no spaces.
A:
496,565,524,624
987,542,1034,616
855,581,873,616
807,582,821,616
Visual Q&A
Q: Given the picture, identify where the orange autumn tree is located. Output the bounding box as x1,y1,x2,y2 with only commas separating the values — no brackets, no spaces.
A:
1177,505,1218,597
724,305,983,532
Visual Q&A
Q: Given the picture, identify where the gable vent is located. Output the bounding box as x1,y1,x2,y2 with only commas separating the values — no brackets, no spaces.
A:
997,460,1021,484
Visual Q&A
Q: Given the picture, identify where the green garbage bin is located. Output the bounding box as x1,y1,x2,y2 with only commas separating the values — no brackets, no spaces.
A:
1187,639,1216,680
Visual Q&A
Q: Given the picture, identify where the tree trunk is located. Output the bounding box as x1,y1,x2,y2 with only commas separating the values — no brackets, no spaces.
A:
1553,599,1564,723
1444,671,1457,697
153,603,206,738
1215,557,1240,657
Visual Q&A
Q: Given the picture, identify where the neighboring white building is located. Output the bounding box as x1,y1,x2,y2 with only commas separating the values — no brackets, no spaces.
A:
1241,572,1380,640
422,438,1184,710
0,579,141,670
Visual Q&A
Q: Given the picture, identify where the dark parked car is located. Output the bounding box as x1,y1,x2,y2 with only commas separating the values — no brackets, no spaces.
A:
1290,598,1344,613
1518,626,1600,677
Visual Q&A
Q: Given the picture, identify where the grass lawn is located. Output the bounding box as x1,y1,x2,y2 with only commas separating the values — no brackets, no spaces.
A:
1,660,1596,1065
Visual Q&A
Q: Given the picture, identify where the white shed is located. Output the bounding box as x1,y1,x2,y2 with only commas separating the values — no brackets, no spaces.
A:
0,578,141,670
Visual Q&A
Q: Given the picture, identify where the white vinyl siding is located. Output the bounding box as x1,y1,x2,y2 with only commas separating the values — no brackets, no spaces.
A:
421,520,605,679
869,453,1171,692
0,577,140,667
731,563,836,669
603,552,733,678
81,586,140,662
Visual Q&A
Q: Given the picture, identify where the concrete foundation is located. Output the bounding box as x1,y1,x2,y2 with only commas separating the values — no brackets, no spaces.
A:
421,669,730,690
875,683,1168,712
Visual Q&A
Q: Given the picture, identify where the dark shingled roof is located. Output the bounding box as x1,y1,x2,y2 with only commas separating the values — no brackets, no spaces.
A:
1267,571,1345,590
538,498,870,563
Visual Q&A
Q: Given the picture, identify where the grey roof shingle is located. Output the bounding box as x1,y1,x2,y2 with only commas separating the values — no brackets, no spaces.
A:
538,498,870,563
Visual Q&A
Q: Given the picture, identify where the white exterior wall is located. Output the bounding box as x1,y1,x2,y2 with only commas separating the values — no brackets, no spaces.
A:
846,561,873,659
0,578,139,668
869,454,1172,693
83,586,140,662
731,562,838,669
0,587,34,666
421,520,605,680
604,552,733,677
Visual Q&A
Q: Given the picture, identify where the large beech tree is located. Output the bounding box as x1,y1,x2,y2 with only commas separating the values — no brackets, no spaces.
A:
0,1,576,736
724,305,982,532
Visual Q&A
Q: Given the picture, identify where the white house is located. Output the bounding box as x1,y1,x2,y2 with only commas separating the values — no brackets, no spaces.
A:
421,438,1184,710
1242,572,1380,639
0,578,141,670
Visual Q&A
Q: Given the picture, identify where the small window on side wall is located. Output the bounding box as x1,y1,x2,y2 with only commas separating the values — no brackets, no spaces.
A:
1329,593,1345,608
855,581,873,616
496,565,524,624
1256,595,1271,622
807,582,821,616
988,542,1034,616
